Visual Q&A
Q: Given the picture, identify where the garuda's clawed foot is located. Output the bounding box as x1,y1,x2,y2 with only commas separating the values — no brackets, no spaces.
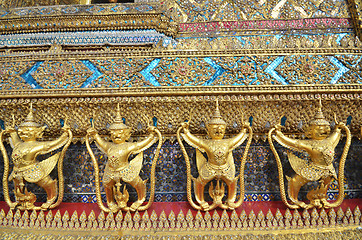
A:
291,200,310,209
309,199,323,208
41,196,56,210
130,199,144,211
107,201,120,212
199,201,210,211
225,201,238,210
320,198,332,208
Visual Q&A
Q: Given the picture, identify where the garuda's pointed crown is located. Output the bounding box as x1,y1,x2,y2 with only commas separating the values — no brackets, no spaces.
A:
19,103,41,128
109,103,129,130
309,99,329,126
207,99,226,126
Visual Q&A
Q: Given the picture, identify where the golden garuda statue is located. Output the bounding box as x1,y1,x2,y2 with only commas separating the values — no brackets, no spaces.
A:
268,99,351,209
0,104,73,210
177,100,252,211
86,104,162,212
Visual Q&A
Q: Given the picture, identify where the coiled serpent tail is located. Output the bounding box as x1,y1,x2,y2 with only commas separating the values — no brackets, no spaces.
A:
0,131,17,208
138,129,162,211
328,125,351,208
86,134,110,213
268,128,299,209
233,125,253,208
50,129,73,209
177,127,201,210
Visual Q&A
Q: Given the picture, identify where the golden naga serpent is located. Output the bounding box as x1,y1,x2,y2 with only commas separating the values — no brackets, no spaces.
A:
268,118,351,209
177,110,253,210
0,119,72,210
86,120,162,212
0,130,17,209
50,126,73,209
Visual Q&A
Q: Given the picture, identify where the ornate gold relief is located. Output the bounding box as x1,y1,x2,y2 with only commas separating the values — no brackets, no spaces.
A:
268,100,351,209
0,0,81,8
86,104,162,212
32,60,93,89
0,85,360,140
0,13,177,37
0,104,72,210
0,205,360,236
177,100,252,210
89,58,155,88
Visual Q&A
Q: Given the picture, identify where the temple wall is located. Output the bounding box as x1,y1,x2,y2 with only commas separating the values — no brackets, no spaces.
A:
0,1,360,237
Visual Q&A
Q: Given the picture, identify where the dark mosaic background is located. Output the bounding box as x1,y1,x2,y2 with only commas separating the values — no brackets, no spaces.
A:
0,138,360,203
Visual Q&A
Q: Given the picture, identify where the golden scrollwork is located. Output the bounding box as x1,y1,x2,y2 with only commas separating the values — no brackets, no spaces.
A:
86,103,162,212
0,12,177,37
268,99,351,209
177,100,252,211
0,103,72,210
0,85,360,140
0,0,82,8
32,60,93,89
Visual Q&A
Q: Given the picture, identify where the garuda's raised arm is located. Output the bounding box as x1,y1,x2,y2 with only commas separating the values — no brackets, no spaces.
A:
180,122,207,153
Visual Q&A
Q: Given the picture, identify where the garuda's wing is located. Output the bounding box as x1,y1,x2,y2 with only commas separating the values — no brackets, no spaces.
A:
287,152,308,178
24,152,60,183
121,152,144,182
196,149,207,173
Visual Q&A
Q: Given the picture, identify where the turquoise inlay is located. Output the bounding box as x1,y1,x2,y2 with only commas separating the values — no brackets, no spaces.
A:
140,58,161,86
203,57,225,85
235,37,246,45
0,119,4,130
152,117,158,127
281,116,287,126
80,60,103,88
330,57,349,84
346,116,352,126
265,57,287,85
111,5,119,12
249,116,253,126
95,6,105,13
135,5,154,12
20,61,43,89
336,33,347,44
0,11,8,18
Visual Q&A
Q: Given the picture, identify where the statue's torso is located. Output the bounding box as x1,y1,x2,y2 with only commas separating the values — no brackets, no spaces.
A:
309,140,335,166
204,140,230,166
12,142,39,168
107,143,132,169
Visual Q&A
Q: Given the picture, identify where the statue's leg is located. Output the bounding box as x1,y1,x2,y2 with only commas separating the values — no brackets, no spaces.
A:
12,177,24,204
288,174,309,208
13,177,24,194
104,179,118,212
319,176,334,208
223,177,237,207
128,176,146,211
193,177,209,210
37,176,57,209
